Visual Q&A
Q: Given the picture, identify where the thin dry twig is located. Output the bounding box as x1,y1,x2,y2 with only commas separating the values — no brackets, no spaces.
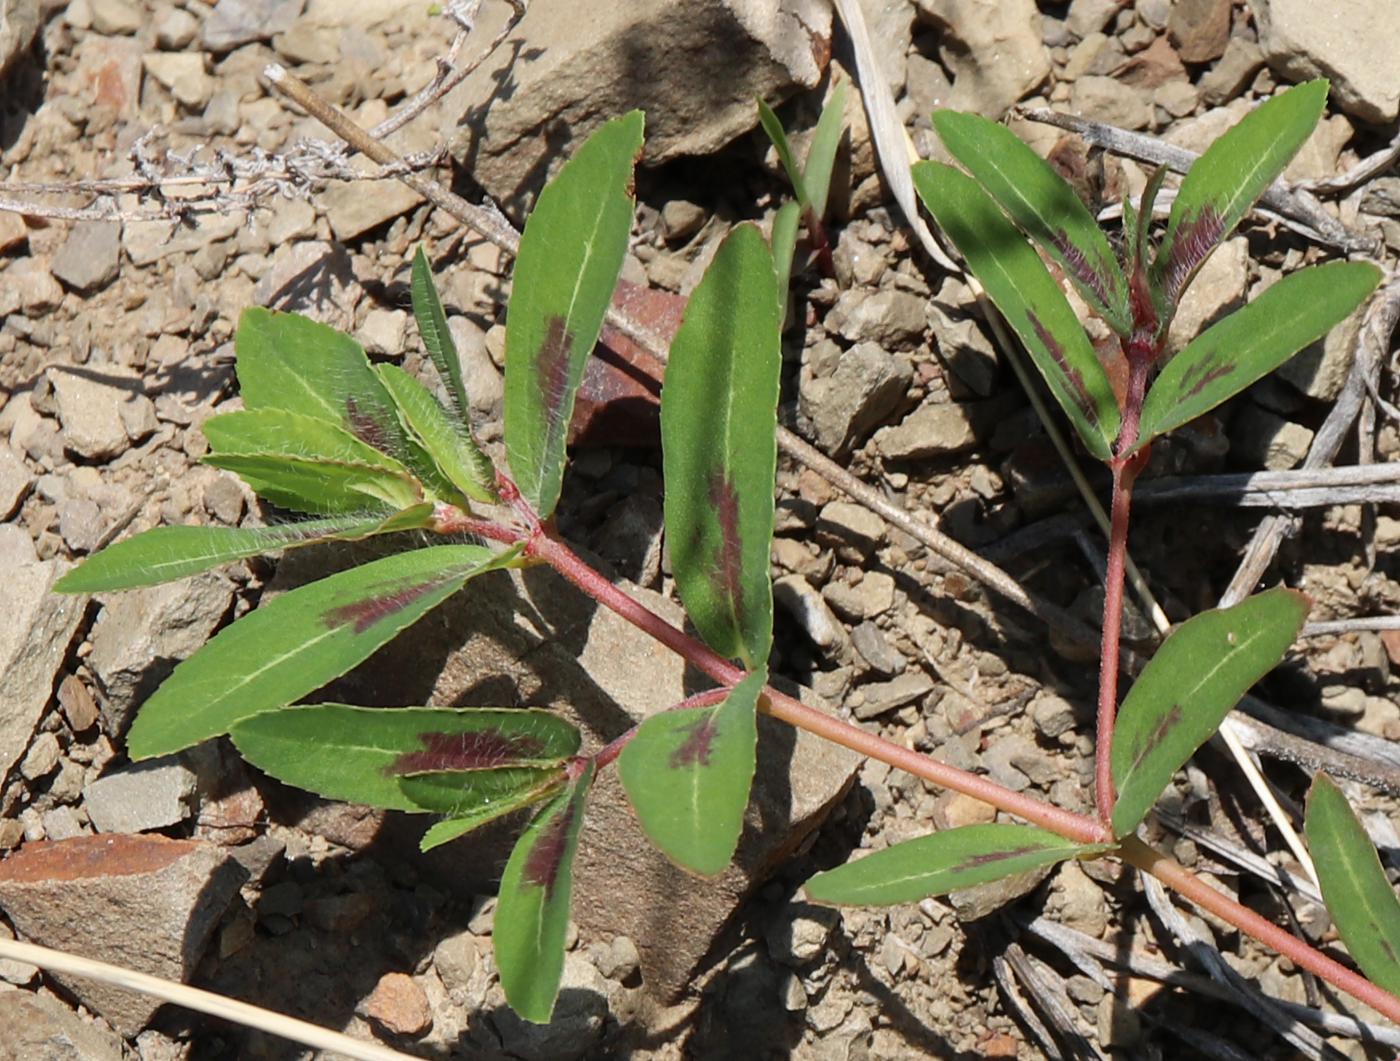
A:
1142,876,1343,1061
0,939,421,1061
1023,915,1400,1048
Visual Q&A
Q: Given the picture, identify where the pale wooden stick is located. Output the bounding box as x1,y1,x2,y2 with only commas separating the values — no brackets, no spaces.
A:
0,938,421,1061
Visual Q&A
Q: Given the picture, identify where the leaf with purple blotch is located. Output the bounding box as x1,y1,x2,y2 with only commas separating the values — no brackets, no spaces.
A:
127,544,521,759
1111,587,1309,838
229,703,577,810
933,110,1131,336
495,761,595,1023
1149,79,1329,320
662,223,780,667
913,161,1121,460
233,308,410,453
618,668,764,876
804,823,1111,906
504,111,644,519
54,506,436,593
1133,262,1380,451
1305,773,1400,997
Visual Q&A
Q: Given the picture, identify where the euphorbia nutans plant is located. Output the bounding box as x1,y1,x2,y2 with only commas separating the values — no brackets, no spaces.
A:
53,85,1400,1047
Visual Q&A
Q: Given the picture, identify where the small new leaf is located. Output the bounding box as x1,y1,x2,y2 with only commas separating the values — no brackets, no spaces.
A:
374,363,497,504
1305,773,1400,997
661,223,780,667
1110,587,1309,837
804,824,1110,906
804,78,849,221
618,668,764,876
504,111,644,519
495,762,594,1023
757,98,811,211
127,544,520,758
914,161,1122,460
411,244,471,419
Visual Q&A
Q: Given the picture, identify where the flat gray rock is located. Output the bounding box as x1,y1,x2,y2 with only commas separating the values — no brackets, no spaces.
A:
0,0,39,80
50,221,121,293
87,570,233,733
0,561,86,784
85,760,197,834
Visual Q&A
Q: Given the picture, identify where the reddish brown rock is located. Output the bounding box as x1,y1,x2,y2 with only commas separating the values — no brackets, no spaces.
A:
359,971,433,1038
0,834,247,1035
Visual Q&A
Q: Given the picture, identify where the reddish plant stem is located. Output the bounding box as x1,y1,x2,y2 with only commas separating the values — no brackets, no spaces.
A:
1094,459,1135,821
1121,836,1400,1025
527,529,1109,846
435,501,1400,1021
1095,354,1152,822
804,206,836,279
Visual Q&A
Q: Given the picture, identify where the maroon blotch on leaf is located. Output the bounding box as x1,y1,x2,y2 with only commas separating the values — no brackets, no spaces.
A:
1157,206,1224,310
1050,229,1111,312
345,395,392,453
324,578,446,634
386,730,549,775
523,797,579,900
963,845,1041,869
669,714,719,770
708,470,746,619
1030,313,1097,424
1181,356,1234,399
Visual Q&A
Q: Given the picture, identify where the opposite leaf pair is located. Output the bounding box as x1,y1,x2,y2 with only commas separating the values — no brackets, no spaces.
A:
917,80,1380,461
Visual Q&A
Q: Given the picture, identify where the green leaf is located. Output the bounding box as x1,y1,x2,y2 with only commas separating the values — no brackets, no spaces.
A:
202,408,423,512
411,244,470,420
771,200,801,306
1110,587,1309,837
757,98,811,211
1305,773,1400,997
127,544,520,758
804,78,848,220
661,223,780,667
374,364,497,504
202,453,421,514
504,111,644,519
1151,79,1329,313
914,161,1121,460
1134,262,1381,450
234,308,410,457
230,703,578,811
618,668,764,876
419,775,566,852
495,762,594,1023
405,770,566,852
804,824,1110,906
53,508,435,593
933,110,1131,335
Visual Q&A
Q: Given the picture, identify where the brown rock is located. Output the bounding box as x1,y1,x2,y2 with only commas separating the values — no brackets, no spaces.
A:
0,834,247,1035
359,971,433,1037
1167,0,1230,63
